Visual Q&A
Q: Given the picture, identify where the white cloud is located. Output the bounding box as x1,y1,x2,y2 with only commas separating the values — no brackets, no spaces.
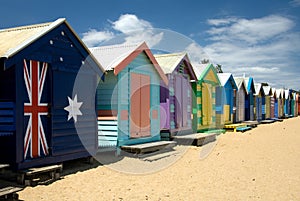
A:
82,29,114,47
203,15,300,89
290,0,300,7
82,14,163,48
207,15,295,44
112,14,152,34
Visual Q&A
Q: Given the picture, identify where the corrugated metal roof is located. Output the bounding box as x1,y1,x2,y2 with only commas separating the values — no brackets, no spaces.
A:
192,63,210,78
90,43,141,71
0,18,105,73
263,86,272,96
0,19,63,58
284,89,290,99
90,42,168,85
217,73,232,86
254,83,262,96
276,89,283,99
271,88,277,96
153,52,186,74
233,77,245,89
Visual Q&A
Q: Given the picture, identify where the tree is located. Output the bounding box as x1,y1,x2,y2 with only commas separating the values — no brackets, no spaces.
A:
201,58,210,64
215,64,223,73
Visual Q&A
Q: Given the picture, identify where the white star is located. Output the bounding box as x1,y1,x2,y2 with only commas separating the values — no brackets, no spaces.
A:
64,94,83,123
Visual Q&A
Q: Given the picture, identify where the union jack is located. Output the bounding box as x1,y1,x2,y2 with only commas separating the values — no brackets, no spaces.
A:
23,59,49,159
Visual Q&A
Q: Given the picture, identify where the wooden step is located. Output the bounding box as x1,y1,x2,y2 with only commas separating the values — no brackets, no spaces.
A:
121,141,176,154
172,133,217,146
236,126,251,132
260,119,276,124
242,121,259,127
0,186,22,200
18,164,62,186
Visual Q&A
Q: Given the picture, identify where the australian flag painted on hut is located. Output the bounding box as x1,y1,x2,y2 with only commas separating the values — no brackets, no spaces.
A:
0,18,104,169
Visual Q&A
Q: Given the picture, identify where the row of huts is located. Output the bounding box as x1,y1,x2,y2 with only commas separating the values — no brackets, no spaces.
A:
0,18,299,169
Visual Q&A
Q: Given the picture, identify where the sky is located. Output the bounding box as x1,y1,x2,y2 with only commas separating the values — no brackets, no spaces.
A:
1,0,300,90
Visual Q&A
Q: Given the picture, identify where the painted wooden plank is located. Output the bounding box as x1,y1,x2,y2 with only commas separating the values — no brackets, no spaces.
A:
130,72,141,138
98,125,118,131
0,125,15,131
98,120,118,125
98,136,118,141
0,102,15,108
98,141,117,147
98,131,118,136
0,117,14,123
0,110,14,116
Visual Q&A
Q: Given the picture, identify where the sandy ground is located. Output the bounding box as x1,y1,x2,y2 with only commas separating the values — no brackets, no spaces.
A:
18,117,300,201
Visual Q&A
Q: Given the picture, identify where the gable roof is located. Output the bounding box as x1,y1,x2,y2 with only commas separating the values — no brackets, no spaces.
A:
234,77,248,94
284,89,291,99
254,83,265,96
276,89,283,99
217,73,237,89
0,18,104,72
263,86,272,96
192,63,220,84
240,77,256,94
90,42,168,85
154,52,197,81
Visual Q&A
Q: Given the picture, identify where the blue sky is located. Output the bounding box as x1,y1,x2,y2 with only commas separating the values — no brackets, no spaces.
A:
1,0,300,90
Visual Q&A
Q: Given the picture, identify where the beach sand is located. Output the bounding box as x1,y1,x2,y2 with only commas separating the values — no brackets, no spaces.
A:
19,117,300,200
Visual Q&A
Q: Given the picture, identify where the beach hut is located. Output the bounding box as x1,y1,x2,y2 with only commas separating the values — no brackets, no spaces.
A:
284,89,292,117
233,77,247,123
276,89,284,118
91,42,168,148
263,86,273,119
290,91,297,117
297,92,300,115
216,73,238,125
270,88,276,118
154,52,197,136
273,88,280,118
254,83,265,121
239,77,256,121
191,63,221,132
0,19,103,169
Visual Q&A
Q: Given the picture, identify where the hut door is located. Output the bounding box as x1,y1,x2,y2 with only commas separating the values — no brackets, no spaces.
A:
130,73,151,138
174,75,189,129
202,83,212,126
23,60,51,159
238,89,245,122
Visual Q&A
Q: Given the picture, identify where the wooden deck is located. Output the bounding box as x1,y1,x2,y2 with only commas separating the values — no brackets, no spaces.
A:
260,119,276,124
18,164,63,186
224,123,250,132
269,118,284,122
172,133,217,146
0,186,22,200
120,141,176,154
242,121,259,128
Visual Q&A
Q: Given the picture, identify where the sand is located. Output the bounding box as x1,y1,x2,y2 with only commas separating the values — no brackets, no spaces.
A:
18,117,300,201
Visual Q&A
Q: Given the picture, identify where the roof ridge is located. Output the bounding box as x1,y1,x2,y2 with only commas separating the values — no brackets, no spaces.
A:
154,52,186,57
90,42,142,51
0,22,51,33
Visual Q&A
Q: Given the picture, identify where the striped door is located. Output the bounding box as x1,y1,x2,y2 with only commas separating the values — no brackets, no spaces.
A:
270,97,274,118
130,73,151,138
202,83,212,126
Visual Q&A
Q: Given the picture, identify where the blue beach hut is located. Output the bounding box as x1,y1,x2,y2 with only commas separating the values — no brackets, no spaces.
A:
91,42,168,149
0,19,103,169
216,73,238,125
